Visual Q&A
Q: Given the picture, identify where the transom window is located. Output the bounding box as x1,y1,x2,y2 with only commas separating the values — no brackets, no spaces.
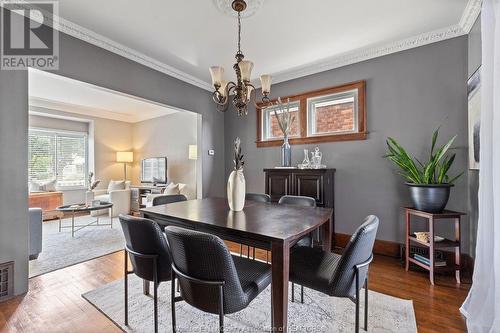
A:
28,129,88,189
256,81,366,147
261,101,300,140
307,89,358,136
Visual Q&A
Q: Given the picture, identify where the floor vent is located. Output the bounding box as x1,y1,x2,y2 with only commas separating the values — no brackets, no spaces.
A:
0,261,14,302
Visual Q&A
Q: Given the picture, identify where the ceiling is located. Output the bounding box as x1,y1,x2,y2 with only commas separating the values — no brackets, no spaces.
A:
32,1,480,89
28,69,179,123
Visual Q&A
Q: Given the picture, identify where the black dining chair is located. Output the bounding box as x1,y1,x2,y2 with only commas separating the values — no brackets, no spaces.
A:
289,215,379,333
165,226,272,333
241,193,271,260
278,195,316,249
245,192,271,203
278,195,316,207
119,214,173,333
278,195,317,302
151,194,188,232
152,194,187,206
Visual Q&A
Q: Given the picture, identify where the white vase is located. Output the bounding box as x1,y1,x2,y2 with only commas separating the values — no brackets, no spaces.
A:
227,169,245,211
85,191,94,206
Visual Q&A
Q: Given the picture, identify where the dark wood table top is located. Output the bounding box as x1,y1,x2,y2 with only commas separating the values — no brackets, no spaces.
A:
140,197,333,243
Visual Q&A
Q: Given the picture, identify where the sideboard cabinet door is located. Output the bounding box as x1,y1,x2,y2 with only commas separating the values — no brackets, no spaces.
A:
265,172,293,202
294,173,324,206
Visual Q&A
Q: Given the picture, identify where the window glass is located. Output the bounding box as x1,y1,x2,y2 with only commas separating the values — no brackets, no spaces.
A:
307,89,358,136
29,129,87,188
262,101,300,140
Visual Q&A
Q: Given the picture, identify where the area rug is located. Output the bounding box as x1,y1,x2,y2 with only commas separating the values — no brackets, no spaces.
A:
83,274,417,332
29,215,124,277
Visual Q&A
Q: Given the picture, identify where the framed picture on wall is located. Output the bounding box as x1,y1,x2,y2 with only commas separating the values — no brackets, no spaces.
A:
467,67,481,170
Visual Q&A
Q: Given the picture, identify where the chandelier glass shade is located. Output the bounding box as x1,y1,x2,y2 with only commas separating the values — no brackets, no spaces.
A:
209,0,272,116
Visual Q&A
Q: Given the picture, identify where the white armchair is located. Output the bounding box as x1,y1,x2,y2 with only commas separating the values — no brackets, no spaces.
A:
91,181,131,217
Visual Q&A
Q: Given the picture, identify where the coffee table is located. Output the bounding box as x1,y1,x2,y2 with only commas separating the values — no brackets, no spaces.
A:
56,202,114,237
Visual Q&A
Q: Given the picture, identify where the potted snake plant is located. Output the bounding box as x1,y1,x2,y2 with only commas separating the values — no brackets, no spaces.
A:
384,128,463,213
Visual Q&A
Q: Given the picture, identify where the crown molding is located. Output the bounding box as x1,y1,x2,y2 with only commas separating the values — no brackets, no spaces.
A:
269,24,467,85
53,17,213,91
459,0,482,33
29,97,139,123
0,1,213,91
3,1,481,91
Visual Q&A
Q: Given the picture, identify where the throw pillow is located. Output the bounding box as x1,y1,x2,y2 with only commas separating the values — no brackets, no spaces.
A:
178,183,187,195
107,180,126,192
40,179,57,192
163,182,180,195
29,181,41,192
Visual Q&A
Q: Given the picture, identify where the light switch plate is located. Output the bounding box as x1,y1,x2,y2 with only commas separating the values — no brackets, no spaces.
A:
208,149,215,156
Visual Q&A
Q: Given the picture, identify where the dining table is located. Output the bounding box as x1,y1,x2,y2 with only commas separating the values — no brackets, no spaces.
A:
140,197,334,332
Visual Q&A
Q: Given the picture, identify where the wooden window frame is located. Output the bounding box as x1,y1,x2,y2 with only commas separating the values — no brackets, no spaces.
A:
256,80,366,147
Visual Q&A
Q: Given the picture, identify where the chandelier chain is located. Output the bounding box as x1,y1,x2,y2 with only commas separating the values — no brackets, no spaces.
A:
237,11,241,54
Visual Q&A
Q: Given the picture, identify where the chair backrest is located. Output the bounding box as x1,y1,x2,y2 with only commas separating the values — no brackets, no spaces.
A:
152,194,187,206
329,215,379,297
278,195,316,207
119,214,172,282
165,226,247,314
245,193,271,203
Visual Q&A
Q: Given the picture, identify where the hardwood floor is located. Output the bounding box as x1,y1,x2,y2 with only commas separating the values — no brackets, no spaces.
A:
0,243,470,333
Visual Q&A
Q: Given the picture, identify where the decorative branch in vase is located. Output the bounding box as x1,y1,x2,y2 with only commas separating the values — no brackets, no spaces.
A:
86,172,100,206
273,97,296,167
227,137,246,211
88,172,100,191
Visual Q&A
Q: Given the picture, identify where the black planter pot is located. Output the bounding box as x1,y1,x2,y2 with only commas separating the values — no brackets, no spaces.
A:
406,183,453,213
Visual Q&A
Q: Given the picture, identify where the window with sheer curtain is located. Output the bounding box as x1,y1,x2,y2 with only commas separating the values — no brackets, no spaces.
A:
28,129,88,189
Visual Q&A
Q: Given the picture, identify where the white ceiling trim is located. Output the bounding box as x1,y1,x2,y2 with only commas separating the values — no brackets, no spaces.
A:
0,0,213,91
269,24,467,85
459,0,482,33
29,97,139,123
4,1,482,90
54,17,214,91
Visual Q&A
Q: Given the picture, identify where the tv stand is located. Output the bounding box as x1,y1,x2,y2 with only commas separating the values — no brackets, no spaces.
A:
130,184,166,211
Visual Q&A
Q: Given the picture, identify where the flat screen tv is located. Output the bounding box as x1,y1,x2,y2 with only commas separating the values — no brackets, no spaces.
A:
141,157,167,184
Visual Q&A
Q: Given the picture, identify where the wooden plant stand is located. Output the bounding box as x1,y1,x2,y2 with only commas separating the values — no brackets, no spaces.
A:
405,207,465,285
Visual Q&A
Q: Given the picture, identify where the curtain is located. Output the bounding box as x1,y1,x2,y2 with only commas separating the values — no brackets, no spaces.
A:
460,0,500,331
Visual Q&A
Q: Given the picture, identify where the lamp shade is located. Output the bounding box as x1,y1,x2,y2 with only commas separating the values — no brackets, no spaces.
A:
188,145,198,160
245,85,254,102
219,80,228,97
209,66,224,86
238,60,253,82
116,151,133,163
260,74,272,94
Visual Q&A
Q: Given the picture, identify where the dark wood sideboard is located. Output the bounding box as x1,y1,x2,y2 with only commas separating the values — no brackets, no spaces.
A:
264,168,335,244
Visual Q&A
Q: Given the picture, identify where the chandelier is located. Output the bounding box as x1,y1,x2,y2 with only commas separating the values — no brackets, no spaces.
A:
209,0,272,116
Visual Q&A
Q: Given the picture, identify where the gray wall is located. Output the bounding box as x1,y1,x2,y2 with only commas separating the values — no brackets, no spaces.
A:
0,70,29,295
132,112,198,199
1,19,224,295
467,17,481,257
225,37,469,247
